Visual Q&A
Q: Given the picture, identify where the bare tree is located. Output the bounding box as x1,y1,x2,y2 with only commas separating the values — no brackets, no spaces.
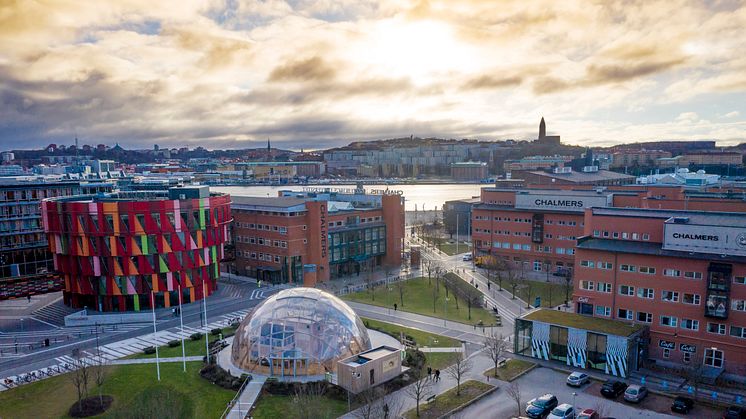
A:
483,330,507,377
423,259,435,285
92,356,107,406
563,270,573,307
445,351,473,396
465,291,481,321
482,256,503,291
396,279,406,307
71,357,90,411
354,386,404,419
431,279,439,313
524,280,534,308
433,264,444,293
684,354,707,399
507,262,521,300
506,380,522,416
291,382,336,419
365,259,376,301
383,262,397,283
404,367,433,418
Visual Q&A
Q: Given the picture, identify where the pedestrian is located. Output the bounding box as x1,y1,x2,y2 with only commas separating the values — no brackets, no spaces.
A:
435,369,440,382
487,282,491,290
394,303,398,311
172,308,176,317
27,295,31,303
475,283,478,289
427,366,432,379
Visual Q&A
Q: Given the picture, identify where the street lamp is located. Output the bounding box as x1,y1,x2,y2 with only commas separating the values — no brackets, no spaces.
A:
443,297,449,326
572,392,577,418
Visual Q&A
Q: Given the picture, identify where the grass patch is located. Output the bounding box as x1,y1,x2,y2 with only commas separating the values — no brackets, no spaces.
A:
127,326,237,359
361,317,459,348
512,279,570,308
0,362,234,419
423,352,459,371
483,359,536,382
403,380,494,419
251,393,347,419
523,308,643,337
343,277,495,326
422,238,471,256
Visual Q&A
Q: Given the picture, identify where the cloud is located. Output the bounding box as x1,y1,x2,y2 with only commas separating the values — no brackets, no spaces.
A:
724,111,740,118
268,56,336,82
461,74,523,90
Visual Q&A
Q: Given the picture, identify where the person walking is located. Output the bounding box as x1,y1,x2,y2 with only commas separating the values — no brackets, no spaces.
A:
394,303,398,311
435,369,440,382
427,366,432,379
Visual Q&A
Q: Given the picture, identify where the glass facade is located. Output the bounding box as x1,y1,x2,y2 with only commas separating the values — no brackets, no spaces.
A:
231,288,372,376
329,226,386,264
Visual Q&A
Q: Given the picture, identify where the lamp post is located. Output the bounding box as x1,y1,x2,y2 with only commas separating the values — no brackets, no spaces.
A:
572,392,577,418
443,297,449,326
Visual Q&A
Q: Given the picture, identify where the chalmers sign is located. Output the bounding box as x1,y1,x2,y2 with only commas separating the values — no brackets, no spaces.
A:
663,223,746,257
514,192,610,213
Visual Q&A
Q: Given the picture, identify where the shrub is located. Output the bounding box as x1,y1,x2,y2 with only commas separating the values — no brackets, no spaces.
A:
143,346,156,355
403,348,426,372
210,328,222,336
199,363,245,390
189,333,203,341
230,321,240,329
167,340,181,348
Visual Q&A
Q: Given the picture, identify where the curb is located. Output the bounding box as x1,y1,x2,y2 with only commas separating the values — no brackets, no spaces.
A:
481,360,538,383
439,383,499,418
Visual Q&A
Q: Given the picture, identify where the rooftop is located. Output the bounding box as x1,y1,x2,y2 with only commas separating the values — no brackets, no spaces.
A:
231,195,307,210
576,237,746,264
522,308,643,337
591,207,746,224
527,170,635,183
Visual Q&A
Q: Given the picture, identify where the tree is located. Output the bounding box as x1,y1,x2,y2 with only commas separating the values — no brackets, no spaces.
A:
354,386,403,419
291,382,336,419
71,357,90,411
506,380,522,416
445,351,473,396
423,259,436,285
524,280,534,308
507,269,521,300
433,264,444,293
404,367,433,418
483,330,507,377
684,354,707,399
365,259,376,301
466,292,481,321
396,279,406,307
93,355,107,406
481,256,503,291
563,269,573,307
383,262,397,283
431,279,439,313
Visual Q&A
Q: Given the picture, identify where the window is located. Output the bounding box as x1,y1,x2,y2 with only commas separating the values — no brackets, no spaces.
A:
533,261,542,271
662,348,670,359
732,300,746,312
513,244,521,250
661,291,679,302
522,244,531,251
683,352,692,364
681,319,699,330
620,264,636,272
274,255,280,263
731,326,746,339
596,283,611,293
622,232,629,239
618,308,633,320
598,262,613,270
637,288,654,299
639,266,656,274
595,306,611,316
580,260,595,268
684,271,702,280
642,233,650,240
683,293,701,305
302,225,307,230
632,233,639,240
664,269,681,277
734,276,746,285
704,348,724,368
303,239,308,244
580,280,594,291
660,316,677,327
593,230,600,237
707,323,726,335
636,312,652,323
619,285,635,296
613,232,619,238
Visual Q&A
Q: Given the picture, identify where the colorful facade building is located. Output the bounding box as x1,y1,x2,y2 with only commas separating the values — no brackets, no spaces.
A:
231,187,404,286
41,186,231,312
0,178,114,299
573,207,746,380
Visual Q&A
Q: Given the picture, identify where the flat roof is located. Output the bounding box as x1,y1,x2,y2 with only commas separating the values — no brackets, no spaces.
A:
528,170,635,182
473,203,583,215
576,237,746,263
592,207,746,224
664,212,746,228
231,195,307,209
522,308,643,337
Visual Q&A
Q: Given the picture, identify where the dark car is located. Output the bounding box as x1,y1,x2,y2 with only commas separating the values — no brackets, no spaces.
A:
671,396,694,414
724,405,746,419
525,394,559,419
600,380,628,398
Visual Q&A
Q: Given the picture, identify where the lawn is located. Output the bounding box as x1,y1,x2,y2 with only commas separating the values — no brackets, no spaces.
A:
421,237,471,256
127,326,237,359
251,393,347,419
423,352,459,371
497,279,569,308
0,362,234,419
343,277,495,326
403,380,494,419
361,317,460,348
483,359,536,382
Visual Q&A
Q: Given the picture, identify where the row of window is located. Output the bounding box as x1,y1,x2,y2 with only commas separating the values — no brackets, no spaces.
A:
235,236,291,248
474,215,580,227
592,230,650,241
237,251,282,263
490,241,576,255
235,223,291,234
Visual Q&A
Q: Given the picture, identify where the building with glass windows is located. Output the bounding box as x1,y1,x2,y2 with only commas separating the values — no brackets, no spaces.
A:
515,309,645,378
0,178,114,299
231,288,371,377
41,185,231,311
230,187,404,286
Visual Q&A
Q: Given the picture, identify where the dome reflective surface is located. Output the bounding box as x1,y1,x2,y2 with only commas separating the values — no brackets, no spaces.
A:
231,288,371,376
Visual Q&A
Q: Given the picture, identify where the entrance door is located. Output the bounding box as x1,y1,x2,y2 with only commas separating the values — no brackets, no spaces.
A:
704,348,724,368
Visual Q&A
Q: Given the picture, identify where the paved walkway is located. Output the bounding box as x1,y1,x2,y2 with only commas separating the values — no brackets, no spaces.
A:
108,356,203,365
225,376,266,419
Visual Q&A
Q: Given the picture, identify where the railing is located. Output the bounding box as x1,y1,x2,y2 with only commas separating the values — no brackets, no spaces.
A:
220,374,252,419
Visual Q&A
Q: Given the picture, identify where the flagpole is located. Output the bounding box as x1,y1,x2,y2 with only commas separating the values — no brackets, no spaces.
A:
179,285,186,372
151,291,161,381
203,281,209,363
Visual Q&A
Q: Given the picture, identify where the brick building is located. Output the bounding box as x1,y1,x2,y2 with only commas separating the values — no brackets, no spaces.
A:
231,188,404,286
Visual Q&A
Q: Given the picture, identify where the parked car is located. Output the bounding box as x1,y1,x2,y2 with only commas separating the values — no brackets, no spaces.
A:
547,404,575,419
600,380,628,398
462,254,473,261
577,409,600,419
525,394,559,419
623,384,648,403
671,396,694,414
566,371,590,387
724,405,746,419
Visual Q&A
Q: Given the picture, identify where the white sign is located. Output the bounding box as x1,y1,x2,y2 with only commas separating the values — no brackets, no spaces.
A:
663,224,746,256
514,193,609,213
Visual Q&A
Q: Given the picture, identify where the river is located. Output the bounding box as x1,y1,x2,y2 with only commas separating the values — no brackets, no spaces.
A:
211,183,486,211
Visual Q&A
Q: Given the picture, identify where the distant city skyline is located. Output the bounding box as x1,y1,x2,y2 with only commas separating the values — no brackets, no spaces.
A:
1,1,745,150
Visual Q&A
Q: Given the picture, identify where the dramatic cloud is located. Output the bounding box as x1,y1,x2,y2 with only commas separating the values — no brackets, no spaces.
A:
0,0,745,149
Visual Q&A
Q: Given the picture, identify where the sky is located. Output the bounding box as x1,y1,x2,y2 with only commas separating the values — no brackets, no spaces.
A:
1,0,745,151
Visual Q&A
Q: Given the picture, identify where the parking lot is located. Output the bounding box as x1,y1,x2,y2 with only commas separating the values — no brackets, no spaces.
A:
457,366,722,418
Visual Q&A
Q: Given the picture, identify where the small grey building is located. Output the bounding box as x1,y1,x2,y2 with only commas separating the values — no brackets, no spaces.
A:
337,346,402,394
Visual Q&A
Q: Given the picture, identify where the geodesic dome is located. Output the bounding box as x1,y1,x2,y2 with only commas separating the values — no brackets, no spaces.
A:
231,288,371,377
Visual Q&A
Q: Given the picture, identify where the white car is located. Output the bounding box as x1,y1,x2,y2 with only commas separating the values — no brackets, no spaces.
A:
547,404,575,419
462,254,473,261
566,371,590,387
